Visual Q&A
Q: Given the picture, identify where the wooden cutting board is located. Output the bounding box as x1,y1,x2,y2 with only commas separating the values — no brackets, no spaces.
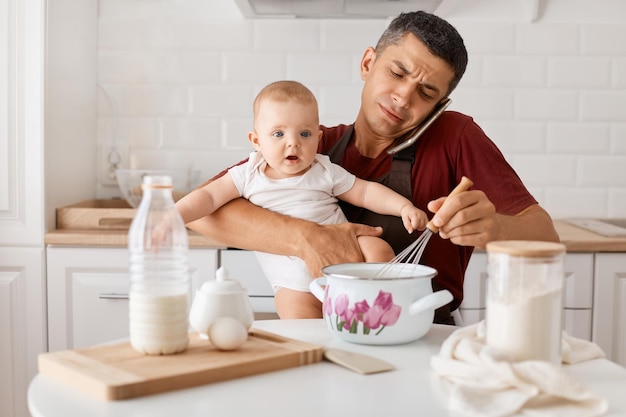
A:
38,329,323,401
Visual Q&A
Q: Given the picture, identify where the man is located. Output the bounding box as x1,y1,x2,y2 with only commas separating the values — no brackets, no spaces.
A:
187,11,560,323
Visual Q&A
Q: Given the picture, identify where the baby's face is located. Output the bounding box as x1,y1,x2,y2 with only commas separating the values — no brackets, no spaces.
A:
251,99,322,179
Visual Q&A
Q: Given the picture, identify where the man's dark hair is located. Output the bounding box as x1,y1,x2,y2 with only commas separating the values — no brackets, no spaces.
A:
376,11,468,95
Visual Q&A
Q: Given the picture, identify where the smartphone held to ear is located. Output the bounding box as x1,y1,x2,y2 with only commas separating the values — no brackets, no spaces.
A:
387,98,451,155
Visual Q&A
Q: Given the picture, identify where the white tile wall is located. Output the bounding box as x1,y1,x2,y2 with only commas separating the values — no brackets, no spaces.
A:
94,0,626,219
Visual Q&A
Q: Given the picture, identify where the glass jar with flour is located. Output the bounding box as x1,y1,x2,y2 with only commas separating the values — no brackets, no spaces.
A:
485,240,566,364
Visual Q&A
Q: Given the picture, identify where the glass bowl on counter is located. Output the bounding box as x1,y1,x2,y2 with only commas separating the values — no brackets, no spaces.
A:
115,169,202,208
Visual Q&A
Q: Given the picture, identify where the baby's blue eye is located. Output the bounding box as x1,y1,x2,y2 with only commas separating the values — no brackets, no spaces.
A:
300,131,311,138
272,131,284,138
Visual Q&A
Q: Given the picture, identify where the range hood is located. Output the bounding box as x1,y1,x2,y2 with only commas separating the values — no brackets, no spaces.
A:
233,0,444,18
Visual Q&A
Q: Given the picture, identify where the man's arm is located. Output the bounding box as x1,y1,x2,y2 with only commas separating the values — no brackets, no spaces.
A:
427,190,560,249
186,198,383,277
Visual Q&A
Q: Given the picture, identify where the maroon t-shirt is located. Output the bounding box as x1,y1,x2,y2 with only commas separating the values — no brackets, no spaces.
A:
318,111,537,310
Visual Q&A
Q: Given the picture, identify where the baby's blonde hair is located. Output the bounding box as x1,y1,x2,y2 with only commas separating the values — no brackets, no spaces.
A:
253,80,319,120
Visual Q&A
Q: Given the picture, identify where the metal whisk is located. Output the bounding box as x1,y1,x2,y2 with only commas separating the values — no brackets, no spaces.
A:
375,176,474,278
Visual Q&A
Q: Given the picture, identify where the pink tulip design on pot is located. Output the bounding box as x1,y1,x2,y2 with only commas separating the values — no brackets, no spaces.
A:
329,289,402,336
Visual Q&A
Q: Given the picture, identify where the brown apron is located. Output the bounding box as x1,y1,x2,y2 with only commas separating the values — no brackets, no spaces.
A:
326,125,454,325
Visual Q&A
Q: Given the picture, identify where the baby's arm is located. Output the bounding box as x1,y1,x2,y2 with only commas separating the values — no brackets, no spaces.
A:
175,172,241,225
338,178,428,234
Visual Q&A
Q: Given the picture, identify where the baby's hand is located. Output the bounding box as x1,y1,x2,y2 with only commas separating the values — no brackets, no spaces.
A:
400,205,428,234
150,215,172,251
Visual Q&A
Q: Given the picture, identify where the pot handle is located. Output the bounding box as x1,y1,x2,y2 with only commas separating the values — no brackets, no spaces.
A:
309,277,327,302
409,290,453,315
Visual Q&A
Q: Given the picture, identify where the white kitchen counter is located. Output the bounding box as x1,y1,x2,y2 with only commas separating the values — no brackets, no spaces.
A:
28,319,626,417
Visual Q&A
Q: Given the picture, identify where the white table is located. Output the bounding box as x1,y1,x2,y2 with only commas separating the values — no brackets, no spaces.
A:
29,319,626,417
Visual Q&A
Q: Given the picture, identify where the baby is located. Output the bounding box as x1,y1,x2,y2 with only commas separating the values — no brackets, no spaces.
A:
176,80,428,319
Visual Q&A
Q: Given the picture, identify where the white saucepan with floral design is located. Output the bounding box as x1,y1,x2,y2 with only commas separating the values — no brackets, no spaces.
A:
310,262,452,345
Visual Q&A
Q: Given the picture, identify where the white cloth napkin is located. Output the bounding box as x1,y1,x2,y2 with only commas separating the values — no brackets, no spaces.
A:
430,321,608,417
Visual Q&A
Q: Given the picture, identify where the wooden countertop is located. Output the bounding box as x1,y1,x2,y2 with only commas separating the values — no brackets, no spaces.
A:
47,199,226,248
554,220,626,252
44,220,626,252
44,229,226,249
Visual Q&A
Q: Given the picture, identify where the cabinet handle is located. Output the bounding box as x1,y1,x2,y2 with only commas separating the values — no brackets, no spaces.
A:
98,292,129,300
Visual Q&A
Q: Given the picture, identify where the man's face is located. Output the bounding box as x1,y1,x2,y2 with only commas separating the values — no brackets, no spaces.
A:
359,33,455,140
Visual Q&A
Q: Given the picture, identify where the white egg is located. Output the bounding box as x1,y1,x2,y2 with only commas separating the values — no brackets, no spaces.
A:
208,316,248,351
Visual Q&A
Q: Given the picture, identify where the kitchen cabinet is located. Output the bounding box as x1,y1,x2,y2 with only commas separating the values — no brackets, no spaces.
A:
0,0,46,417
46,247,218,351
219,249,276,315
458,252,488,324
562,253,595,341
592,253,626,366
460,252,595,341
0,248,46,417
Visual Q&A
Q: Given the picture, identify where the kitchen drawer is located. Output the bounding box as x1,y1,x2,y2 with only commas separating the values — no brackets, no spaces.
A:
460,251,594,340
460,307,591,340
462,252,593,309
219,249,276,313
562,253,594,308
72,272,131,349
564,309,592,341
47,247,218,351
459,308,485,325
460,252,487,310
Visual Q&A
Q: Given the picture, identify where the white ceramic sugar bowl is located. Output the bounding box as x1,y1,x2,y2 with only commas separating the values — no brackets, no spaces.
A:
189,267,254,336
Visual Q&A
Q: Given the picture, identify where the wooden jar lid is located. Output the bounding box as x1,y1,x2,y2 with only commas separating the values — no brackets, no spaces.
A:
486,240,566,257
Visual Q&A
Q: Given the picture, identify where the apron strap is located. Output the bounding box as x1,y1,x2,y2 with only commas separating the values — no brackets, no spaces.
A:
327,124,414,199
327,125,353,165
387,142,415,200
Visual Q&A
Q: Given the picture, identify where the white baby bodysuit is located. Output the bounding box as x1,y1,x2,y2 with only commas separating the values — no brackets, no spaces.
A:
229,151,356,292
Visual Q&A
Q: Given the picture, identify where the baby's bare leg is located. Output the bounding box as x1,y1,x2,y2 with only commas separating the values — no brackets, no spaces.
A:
274,288,323,319
357,236,395,262
272,237,392,319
